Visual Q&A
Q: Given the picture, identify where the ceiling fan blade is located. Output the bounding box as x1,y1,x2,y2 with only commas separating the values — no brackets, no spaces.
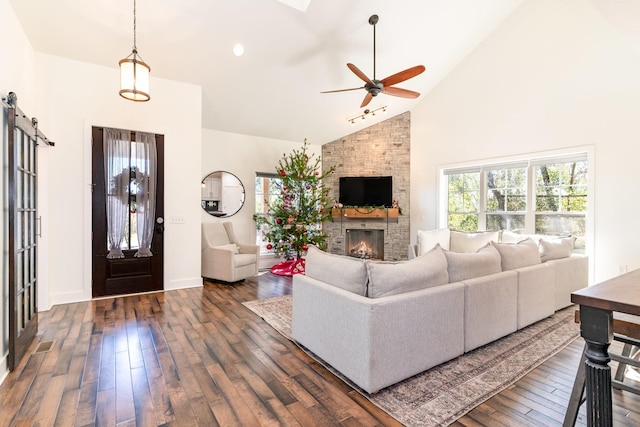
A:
347,63,374,85
382,86,421,99
381,65,426,87
360,92,373,108
320,87,364,94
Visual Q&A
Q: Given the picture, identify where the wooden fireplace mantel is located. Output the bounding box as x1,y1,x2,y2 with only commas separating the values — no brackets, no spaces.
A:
331,207,399,222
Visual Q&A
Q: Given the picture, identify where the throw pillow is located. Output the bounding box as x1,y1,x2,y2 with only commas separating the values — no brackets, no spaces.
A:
216,243,239,254
417,228,451,254
539,236,575,262
502,230,564,245
449,230,500,253
500,230,530,244
444,244,502,282
366,245,449,298
305,245,368,295
491,238,541,270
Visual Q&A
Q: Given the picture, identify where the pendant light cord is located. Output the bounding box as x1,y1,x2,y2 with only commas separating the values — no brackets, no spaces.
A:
132,0,137,52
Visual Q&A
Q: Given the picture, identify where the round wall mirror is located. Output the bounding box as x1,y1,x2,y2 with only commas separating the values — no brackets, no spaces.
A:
201,171,245,217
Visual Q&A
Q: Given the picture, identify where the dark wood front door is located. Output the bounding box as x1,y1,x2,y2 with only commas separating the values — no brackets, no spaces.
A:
91,127,164,297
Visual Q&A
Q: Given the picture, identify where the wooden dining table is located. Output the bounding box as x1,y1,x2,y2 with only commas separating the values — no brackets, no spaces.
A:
569,269,640,426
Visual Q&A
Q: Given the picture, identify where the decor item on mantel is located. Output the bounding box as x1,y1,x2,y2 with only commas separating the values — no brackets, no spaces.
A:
332,199,401,233
253,140,336,276
119,0,151,102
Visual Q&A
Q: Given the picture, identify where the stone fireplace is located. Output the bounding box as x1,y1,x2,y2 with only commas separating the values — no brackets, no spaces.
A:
322,112,410,261
345,229,384,259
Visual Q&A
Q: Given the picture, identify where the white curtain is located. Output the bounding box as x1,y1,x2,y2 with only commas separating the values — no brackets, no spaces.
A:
104,128,131,259
133,131,157,257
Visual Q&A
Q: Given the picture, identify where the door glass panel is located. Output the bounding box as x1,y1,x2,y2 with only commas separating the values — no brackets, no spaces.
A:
16,171,22,209
24,212,29,248
18,132,24,168
29,174,34,209
26,249,31,285
20,132,25,168
17,297,23,331
30,212,35,245
106,137,141,251
29,135,35,171
16,252,23,291
16,213,22,249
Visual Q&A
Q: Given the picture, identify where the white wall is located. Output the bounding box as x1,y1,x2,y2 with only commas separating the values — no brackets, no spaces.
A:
201,129,320,246
37,54,203,305
410,0,640,283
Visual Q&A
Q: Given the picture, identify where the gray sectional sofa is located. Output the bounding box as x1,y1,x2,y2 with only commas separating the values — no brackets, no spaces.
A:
291,230,588,394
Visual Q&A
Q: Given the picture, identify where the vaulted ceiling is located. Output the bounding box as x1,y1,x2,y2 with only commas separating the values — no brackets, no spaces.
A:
9,0,640,144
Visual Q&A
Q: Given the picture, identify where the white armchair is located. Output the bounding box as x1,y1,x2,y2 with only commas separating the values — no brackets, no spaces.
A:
201,221,260,282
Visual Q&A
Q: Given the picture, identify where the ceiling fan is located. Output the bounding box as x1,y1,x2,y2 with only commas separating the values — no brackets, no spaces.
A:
321,14,425,108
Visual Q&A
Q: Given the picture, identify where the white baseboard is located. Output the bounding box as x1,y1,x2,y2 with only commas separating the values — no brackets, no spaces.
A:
259,254,282,270
0,353,8,387
49,290,90,307
166,277,203,290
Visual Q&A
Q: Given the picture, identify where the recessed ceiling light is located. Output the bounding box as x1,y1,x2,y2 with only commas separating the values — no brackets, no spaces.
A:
233,43,244,57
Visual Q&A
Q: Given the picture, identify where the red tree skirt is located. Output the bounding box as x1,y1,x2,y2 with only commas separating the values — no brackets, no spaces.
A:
270,258,305,276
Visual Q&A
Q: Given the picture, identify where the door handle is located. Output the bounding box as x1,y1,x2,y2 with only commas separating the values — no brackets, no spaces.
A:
155,217,164,234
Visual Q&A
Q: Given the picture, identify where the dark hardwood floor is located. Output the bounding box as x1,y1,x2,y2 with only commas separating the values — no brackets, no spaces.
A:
1,272,640,426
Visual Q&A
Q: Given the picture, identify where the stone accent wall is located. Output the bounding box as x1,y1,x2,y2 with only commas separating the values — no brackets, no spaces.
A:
322,112,410,261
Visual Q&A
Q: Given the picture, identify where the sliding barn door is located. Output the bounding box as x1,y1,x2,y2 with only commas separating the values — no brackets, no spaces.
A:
7,100,39,371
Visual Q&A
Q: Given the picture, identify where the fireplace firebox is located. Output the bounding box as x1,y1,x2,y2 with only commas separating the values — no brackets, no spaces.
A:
345,229,384,260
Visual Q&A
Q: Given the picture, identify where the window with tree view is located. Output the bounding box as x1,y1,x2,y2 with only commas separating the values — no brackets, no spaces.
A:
486,165,527,232
255,173,283,253
447,171,480,232
535,160,587,250
445,154,588,250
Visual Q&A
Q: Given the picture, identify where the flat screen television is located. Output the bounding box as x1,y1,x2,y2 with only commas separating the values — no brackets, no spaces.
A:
339,176,393,207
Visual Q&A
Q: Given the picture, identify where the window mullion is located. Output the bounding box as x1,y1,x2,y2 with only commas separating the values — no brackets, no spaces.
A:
478,171,487,230
525,164,536,234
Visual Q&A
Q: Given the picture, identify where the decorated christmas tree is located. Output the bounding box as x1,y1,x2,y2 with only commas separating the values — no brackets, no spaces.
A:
254,140,335,275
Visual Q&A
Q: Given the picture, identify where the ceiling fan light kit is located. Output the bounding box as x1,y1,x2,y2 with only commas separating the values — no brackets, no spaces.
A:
322,14,425,108
119,0,151,102
348,105,387,125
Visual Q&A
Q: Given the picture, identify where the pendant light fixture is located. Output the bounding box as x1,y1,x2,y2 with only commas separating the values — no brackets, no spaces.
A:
119,0,150,101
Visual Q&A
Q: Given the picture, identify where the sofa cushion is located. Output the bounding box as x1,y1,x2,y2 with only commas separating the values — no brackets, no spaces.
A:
417,228,451,254
450,230,500,253
539,236,575,262
304,245,368,295
444,244,502,282
491,238,541,271
366,245,449,298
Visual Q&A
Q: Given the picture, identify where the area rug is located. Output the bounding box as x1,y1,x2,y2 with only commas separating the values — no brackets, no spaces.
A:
243,296,579,426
